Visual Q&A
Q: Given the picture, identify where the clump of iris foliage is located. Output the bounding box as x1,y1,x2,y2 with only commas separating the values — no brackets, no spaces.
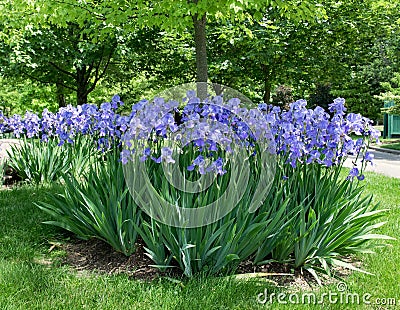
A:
0,94,393,283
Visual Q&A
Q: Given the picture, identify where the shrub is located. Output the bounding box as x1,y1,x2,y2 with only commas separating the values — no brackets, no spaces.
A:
307,83,335,112
271,85,293,110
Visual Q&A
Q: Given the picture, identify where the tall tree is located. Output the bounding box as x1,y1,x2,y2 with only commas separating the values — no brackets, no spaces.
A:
1,22,118,106
332,0,400,121
0,1,124,106
206,0,400,108
6,0,325,86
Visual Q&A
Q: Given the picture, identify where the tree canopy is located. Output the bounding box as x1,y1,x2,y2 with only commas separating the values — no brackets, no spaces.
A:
0,0,399,122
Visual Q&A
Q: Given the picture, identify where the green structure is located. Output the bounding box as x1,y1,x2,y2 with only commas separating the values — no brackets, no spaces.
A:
383,101,400,138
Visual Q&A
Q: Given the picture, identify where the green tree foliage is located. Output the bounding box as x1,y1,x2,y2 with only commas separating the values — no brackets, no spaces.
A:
1,20,119,107
101,29,196,106
6,0,325,84
378,72,400,115
207,15,317,103
207,0,395,108
0,77,58,115
1,0,400,121
331,0,400,121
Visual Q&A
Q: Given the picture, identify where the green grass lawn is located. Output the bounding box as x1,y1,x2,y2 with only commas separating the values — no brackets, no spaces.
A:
0,172,399,309
380,143,400,151
372,135,400,150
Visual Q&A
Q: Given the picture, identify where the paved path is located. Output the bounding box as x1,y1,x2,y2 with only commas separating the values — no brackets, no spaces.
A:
344,150,400,179
0,139,20,161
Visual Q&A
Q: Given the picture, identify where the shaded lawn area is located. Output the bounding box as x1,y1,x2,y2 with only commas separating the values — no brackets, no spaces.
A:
0,171,399,309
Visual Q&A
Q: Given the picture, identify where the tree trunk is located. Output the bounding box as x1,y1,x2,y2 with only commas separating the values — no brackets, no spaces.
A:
192,12,208,99
263,81,271,104
76,67,88,105
76,86,88,106
56,82,67,108
261,64,272,103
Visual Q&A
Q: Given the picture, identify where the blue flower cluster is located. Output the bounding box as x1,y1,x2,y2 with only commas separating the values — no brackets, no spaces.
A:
120,92,276,174
1,95,127,149
261,98,378,176
0,94,379,180
121,93,378,179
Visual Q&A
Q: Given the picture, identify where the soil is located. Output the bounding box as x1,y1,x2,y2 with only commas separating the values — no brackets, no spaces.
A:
56,237,352,289
60,238,164,281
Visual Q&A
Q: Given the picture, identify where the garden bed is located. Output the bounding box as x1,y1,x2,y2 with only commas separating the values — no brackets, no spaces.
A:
0,94,397,309
59,236,321,287
0,172,398,309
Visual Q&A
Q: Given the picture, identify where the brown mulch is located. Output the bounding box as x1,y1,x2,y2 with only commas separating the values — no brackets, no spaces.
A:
54,237,352,289
60,238,165,281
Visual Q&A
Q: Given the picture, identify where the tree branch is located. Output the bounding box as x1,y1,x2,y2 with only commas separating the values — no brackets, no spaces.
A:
83,62,95,85
85,47,114,96
49,62,75,79
21,70,76,91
